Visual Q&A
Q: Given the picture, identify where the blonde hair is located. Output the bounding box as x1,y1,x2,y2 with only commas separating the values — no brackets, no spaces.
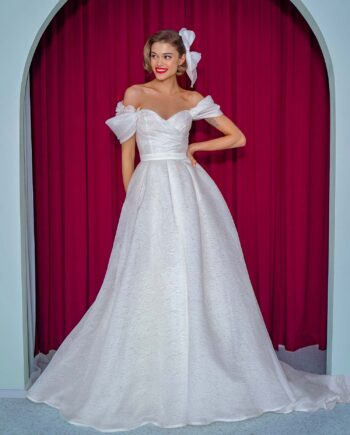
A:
143,29,187,76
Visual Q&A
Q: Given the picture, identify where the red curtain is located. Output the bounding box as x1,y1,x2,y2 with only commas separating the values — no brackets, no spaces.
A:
30,0,329,354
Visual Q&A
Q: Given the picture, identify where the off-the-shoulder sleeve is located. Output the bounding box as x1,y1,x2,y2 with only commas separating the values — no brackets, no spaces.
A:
105,100,137,143
191,95,223,120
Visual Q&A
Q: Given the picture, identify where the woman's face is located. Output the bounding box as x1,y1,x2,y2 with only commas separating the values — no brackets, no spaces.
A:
150,42,185,81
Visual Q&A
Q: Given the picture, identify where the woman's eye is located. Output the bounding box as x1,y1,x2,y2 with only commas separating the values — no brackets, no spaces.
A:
151,54,172,59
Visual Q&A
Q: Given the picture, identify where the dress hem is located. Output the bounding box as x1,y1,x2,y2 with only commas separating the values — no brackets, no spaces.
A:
26,393,336,433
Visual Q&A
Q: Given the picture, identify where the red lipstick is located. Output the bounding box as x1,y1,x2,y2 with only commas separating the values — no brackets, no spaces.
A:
155,68,168,74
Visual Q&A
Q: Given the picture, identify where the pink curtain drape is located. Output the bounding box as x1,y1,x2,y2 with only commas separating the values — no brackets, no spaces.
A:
30,0,329,354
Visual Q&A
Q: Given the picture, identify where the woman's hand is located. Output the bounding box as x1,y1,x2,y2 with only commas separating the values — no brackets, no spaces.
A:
187,143,200,167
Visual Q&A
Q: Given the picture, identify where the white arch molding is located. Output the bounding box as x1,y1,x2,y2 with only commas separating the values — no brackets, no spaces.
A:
17,0,342,388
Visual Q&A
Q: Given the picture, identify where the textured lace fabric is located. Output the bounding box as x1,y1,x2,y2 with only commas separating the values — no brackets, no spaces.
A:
26,94,350,433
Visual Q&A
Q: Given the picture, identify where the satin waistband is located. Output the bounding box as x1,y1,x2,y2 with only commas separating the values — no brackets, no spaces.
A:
140,151,188,161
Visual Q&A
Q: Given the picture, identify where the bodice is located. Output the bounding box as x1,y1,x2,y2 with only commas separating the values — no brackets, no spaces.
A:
105,95,223,161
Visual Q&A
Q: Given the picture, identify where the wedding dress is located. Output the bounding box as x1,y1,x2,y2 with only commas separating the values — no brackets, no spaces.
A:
26,95,350,432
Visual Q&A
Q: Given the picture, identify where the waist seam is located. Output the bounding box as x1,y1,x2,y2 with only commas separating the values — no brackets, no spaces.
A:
140,151,188,161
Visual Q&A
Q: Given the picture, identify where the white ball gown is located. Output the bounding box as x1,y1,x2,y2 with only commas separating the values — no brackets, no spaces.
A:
26,95,350,432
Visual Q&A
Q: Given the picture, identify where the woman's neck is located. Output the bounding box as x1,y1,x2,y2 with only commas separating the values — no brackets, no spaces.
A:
149,77,183,96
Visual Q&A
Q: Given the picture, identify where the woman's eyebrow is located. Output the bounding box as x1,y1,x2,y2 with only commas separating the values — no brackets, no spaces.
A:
150,51,174,55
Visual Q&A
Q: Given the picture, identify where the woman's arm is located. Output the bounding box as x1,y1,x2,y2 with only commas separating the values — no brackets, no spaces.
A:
120,137,136,193
205,115,246,149
187,115,246,166
120,86,140,192
187,92,246,166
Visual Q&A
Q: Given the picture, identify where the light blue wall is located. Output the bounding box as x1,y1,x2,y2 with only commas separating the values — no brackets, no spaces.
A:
0,0,348,392
295,0,350,375
0,0,68,393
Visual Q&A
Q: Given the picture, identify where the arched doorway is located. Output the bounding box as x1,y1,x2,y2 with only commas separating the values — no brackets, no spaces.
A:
19,1,340,388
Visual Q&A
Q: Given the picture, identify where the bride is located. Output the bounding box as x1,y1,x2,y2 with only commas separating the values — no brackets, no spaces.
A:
26,27,350,433
117,30,245,190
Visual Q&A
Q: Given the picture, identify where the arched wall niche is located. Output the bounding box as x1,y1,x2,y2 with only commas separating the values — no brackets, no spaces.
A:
289,0,336,376
16,0,343,392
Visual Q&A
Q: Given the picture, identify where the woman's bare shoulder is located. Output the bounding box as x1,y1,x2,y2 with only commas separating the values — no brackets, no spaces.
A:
123,83,158,106
122,85,144,107
186,90,205,105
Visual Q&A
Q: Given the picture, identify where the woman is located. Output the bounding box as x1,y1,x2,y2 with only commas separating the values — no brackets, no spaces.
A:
26,28,350,433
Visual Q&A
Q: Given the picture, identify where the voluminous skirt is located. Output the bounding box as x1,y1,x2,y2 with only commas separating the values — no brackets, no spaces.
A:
26,158,350,433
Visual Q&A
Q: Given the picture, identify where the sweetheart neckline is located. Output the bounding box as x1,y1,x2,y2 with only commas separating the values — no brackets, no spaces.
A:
138,108,191,121
120,95,211,122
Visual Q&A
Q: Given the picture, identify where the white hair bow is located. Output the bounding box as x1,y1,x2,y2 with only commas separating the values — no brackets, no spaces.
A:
178,27,202,88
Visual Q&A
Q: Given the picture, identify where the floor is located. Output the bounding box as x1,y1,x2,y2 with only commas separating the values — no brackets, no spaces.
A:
2,346,349,434
1,398,350,434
